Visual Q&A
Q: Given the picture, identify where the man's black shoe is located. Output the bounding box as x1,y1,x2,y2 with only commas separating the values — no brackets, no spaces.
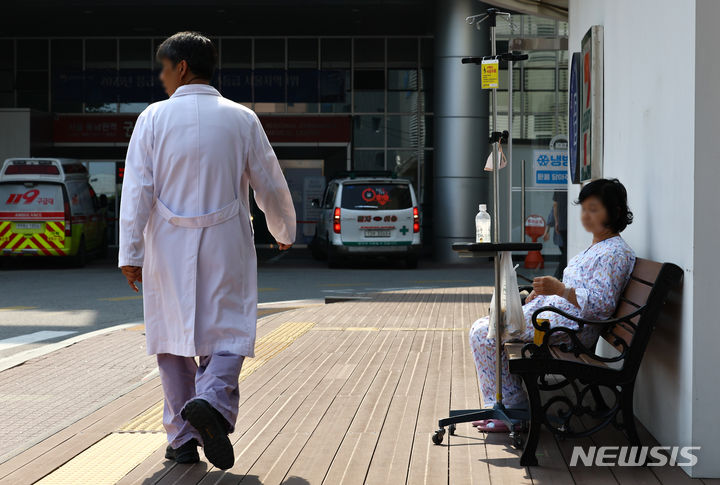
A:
210,404,232,434
164,438,200,463
181,399,234,470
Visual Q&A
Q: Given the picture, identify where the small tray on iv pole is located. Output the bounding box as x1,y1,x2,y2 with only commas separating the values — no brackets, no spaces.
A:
453,242,541,258
431,8,539,449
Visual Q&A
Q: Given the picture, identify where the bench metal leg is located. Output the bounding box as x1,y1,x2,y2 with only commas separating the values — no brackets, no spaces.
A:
590,383,610,413
519,375,541,466
620,383,641,447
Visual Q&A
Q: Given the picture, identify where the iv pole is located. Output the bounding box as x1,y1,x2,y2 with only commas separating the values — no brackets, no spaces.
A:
433,8,535,450
468,7,529,409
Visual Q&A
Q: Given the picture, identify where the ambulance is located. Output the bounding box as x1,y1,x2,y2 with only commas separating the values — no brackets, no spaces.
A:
0,158,108,266
310,171,422,268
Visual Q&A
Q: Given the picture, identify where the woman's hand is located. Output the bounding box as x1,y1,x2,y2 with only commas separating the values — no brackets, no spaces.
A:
532,276,565,297
525,289,538,303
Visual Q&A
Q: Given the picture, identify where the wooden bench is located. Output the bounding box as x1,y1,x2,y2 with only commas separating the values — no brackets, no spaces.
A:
505,258,683,466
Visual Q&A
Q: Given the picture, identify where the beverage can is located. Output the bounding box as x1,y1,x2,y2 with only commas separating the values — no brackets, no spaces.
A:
534,318,549,346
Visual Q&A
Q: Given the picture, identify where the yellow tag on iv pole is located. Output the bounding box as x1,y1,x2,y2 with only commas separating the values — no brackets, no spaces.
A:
481,59,499,89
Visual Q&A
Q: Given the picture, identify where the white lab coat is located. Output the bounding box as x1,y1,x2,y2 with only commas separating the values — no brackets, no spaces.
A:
118,83,296,358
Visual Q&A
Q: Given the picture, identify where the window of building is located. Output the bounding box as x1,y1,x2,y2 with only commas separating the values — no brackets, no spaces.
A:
493,15,568,140
51,39,82,112
0,40,13,108
16,39,48,111
6,34,433,204
320,38,351,112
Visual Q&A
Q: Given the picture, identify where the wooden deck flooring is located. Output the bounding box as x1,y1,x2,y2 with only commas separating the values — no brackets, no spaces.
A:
3,286,717,485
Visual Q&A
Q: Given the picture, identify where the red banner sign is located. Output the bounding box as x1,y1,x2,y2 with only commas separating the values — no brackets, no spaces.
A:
53,115,137,143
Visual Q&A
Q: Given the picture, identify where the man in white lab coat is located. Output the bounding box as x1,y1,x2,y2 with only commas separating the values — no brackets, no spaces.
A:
118,31,296,470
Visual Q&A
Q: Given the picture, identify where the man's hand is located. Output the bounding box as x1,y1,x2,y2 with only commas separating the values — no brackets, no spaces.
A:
121,265,143,292
532,275,564,297
276,241,292,251
525,289,538,303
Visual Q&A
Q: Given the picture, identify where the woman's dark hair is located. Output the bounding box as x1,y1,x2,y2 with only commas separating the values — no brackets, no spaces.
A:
575,178,634,233
155,31,217,80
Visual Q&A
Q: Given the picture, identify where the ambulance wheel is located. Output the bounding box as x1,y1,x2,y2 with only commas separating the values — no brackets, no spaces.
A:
72,237,87,268
327,241,341,268
97,233,108,259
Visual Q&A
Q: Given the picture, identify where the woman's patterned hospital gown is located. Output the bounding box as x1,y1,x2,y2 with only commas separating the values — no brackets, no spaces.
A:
469,235,636,408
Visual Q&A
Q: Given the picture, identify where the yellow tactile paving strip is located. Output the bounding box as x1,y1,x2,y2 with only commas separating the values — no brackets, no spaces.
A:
35,321,316,484
122,309,295,335
34,433,168,485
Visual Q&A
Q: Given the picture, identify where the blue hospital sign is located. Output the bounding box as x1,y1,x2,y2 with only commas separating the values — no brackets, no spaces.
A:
532,150,568,188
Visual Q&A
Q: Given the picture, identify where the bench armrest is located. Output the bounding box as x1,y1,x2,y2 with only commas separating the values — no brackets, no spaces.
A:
523,304,646,362
530,305,644,332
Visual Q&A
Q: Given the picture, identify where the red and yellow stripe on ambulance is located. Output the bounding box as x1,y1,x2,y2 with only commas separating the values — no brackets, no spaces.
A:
0,211,66,255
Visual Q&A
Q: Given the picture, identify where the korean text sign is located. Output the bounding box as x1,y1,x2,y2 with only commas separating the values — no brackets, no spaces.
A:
532,150,568,188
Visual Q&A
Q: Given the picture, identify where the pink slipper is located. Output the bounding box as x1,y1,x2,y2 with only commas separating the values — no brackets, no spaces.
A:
473,419,522,432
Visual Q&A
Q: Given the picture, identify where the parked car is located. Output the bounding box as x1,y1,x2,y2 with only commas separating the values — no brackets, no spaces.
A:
0,158,108,267
310,171,421,268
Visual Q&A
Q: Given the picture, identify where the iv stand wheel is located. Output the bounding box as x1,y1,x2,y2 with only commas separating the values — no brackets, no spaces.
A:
432,428,445,445
448,424,456,435
510,431,523,449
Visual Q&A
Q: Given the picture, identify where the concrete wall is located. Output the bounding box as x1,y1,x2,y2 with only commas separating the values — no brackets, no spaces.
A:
691,0,720,477
568,0,714,477
0,108,52,164
0,109,32,163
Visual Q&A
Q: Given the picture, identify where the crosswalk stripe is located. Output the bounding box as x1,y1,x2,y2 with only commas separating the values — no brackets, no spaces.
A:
0,331,78,351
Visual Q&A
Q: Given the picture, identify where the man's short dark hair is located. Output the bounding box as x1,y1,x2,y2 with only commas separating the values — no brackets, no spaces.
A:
575,178,634,233
156,31,217,80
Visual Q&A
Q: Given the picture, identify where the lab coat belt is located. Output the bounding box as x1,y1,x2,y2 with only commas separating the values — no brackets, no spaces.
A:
154,197,240,228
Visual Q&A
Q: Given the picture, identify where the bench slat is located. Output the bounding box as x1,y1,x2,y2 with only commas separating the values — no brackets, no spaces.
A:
505,342,524,360
621,278,653,308
612,301,642,322
504,342,609,369
630,258,662,285
604,327,634,351
603,301,641,351
550,346,609,368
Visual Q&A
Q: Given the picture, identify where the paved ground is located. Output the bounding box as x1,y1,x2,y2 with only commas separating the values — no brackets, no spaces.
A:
0,249,554,361
0,285,712,485
0,249,565,484
0,324,156,464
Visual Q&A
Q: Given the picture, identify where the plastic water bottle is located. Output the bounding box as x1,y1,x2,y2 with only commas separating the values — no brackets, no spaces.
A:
475,204,491,243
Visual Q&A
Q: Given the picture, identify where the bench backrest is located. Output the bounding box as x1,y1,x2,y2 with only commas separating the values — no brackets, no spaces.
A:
602,258,683,375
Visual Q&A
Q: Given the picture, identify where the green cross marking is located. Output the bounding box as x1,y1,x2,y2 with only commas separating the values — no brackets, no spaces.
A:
399,225,409,235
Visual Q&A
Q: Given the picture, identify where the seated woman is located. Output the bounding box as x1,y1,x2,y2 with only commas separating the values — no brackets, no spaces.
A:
468,178,636,431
